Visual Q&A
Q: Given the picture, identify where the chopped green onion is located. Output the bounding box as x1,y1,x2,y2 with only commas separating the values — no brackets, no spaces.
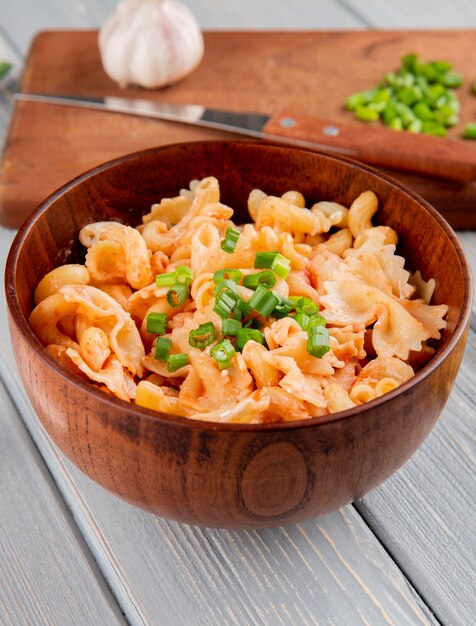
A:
270,253,291,279
345,52,464,135
407,119,423,133
295,312,310,330
188,322,215,349
254,252,291,279
254,251,279,269
421,121,447,137
248,285,279,318
389,117,403,131
308,315,327,329
167,284,190,308
355,106,380,122
213,290,238,319
156,272,177,287
167,353,189,372
307,326,330,358
214,279,239,299
154,337,172,360
441,71,463,88
346,89,377,110
0,62,11,80
221,227,240,254
213,269,242,284
236,328,265,351
211,339,236,369
401,52,418,72
295,297,318,316
463,123,476,139
243,270,276,290
231,297,251,321
272,296,294,319
222,318,242,336
243,318,262,330
146,312,168,335
175,265,193,285
413,102,434,121
289,296,302,306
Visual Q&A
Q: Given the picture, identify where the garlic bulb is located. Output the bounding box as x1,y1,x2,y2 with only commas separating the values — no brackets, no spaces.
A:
99,0,204,89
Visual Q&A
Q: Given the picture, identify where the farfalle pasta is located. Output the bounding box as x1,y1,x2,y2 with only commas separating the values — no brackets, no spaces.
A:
29,176,448,423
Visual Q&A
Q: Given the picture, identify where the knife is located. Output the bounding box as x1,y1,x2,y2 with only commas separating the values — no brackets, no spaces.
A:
15,92,476,183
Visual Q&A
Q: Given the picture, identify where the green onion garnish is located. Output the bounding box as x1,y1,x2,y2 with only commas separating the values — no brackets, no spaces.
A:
211,339,236,369
0,62,11,80
155,337,172,360
295,312,310,330
243,318,262,330
307,326,330,358
221,227,240,254
463,123,476,140
236,328,265,351
188,322,215,349
175,265,193,285
167,284,190,308
214,279,239,299
243,270,276,290
254,251,279,269
270,253,291,279
295,297,318,316
156,272,177,287
146,312,168,335
308,315,327,330
271,296,294,319
213,269,242,283
222,318,242,336
167,353,189,372
213,290,238,319
248,285,279,318
231,298,251,321
254,251,291,279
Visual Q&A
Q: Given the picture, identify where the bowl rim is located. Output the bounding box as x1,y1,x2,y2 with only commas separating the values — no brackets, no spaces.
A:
5,139,473,432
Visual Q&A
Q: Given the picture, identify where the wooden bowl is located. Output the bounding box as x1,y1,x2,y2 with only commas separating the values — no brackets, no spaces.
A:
5,141,472,528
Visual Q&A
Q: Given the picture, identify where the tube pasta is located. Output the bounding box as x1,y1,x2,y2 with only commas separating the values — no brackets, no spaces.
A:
34,264,90,305
323,228,353,256
29,177,448,423
347,191,379,237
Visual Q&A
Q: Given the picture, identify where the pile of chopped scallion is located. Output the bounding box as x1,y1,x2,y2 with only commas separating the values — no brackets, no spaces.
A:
346,52,476,139
146,230,329,372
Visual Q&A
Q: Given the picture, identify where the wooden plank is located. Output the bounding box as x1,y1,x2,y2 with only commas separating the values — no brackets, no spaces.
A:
0,371,126,625
356,330,476,626
344,0,476,27
0,0,364,56
0,227,436,626
3,30,476,229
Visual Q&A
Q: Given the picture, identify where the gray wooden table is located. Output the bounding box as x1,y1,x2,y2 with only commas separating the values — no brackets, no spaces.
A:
1,2,475,625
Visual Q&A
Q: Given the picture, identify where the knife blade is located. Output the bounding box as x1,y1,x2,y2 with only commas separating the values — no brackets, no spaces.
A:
15,92,476,183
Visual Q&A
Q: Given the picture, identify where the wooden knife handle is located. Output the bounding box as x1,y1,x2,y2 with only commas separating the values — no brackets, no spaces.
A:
263,107,476,183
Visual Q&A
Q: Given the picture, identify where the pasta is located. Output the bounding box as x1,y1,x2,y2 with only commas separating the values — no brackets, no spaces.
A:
29,177,448,424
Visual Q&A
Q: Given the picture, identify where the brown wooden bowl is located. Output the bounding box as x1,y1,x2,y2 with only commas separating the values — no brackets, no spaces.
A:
5,141,472,528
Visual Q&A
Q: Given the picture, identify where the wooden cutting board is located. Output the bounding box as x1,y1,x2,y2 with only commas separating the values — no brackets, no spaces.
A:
2,29,476,229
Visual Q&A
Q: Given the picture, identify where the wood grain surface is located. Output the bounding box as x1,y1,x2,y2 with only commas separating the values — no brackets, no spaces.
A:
0,377,125,625
0,2,476,625
2,29,476,228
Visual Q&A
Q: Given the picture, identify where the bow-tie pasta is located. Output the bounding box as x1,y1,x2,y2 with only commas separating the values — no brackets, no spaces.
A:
30,177,448,423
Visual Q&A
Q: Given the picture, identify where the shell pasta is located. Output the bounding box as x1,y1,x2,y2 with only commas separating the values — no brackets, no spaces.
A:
29,176,448,423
